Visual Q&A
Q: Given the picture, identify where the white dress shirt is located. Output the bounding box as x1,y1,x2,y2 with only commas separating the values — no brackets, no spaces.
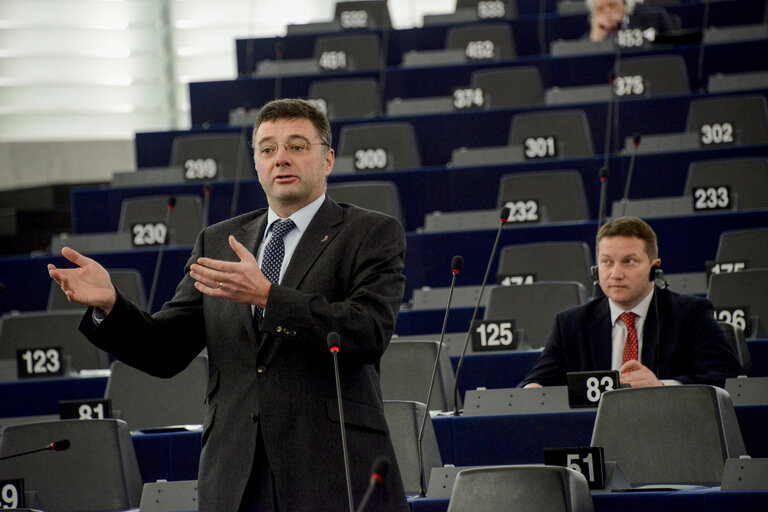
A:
608,287,680,385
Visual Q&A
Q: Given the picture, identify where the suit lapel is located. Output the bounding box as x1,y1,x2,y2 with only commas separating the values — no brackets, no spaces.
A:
281,197,343,291
641,287,660,372
589,299,613,370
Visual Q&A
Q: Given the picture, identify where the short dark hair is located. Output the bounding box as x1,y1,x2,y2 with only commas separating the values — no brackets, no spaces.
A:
253,98,332,148
596,216,658,260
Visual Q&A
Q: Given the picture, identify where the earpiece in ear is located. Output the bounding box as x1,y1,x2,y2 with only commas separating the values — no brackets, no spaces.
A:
649,264,660,282
590,265,599,286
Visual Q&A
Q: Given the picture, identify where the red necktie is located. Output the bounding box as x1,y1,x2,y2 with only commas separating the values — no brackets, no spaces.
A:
620,312,638,366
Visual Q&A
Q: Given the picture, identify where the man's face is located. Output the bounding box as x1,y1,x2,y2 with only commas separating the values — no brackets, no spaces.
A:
592,0,624,21
253,117,334,216
597,236,660,310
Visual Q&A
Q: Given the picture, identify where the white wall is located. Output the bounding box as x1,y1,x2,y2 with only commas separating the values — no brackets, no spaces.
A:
0,0,454,192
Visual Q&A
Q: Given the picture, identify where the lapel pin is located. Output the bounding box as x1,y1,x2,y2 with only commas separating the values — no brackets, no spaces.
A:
321,235,329,243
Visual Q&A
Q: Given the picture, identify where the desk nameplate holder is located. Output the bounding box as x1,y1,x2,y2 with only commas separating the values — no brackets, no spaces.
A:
463,386,571,416
724,377,768,406
426,461,630,498
139,480,198,512
721,457,768,490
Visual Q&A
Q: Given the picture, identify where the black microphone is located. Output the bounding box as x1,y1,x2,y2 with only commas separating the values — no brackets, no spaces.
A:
602,71,617,171
355,456,390,512
597,166,609,227
230,128,247,219
202,184,212,229
537,0,547,55
377,18,390,116
147,196,176,312
0,439,70,461
696,0,711,88
327,332,354,512
416,255,462,497
620,133,641,217
452,207,509,416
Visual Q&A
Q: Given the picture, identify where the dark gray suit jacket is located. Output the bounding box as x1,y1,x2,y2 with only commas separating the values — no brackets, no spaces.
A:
80,197,409,512
519,287,744,388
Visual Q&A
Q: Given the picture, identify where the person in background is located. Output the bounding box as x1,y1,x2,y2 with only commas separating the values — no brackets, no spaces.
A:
520,216,744,388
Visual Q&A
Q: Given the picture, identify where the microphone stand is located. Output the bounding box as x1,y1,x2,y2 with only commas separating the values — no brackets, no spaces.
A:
620,134,641,217
328,332,355,512
147,196,175,312
597,166,609,227
416,255,463,497
452,207,509,416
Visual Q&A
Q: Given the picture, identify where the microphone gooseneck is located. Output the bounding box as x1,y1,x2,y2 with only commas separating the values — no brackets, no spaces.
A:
452,207,509,416
620,133,641,217
147,196,176,312
0,439,71,461
597,166,609,228
327,332,354,512
416,255,463,497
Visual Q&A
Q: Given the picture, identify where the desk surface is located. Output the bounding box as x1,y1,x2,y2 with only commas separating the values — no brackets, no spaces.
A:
409,487,768,512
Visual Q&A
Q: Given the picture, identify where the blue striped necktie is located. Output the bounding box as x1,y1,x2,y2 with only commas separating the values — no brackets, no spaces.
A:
254,218,295,324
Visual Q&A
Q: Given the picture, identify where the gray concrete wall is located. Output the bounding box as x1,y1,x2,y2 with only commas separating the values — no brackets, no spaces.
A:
0,139,135,192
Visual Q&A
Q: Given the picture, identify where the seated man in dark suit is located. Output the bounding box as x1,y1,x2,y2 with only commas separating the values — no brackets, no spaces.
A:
587,0,676,41
520,216,744,388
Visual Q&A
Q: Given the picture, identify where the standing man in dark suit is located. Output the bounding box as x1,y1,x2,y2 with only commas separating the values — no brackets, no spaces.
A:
48,99,409,512
520,216,743,388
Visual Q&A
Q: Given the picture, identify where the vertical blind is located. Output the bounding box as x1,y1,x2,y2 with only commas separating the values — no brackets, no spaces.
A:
0,0,453,140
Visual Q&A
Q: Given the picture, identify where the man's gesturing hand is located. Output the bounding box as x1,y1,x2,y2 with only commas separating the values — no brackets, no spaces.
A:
190,235,272,308
47,247,117,314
